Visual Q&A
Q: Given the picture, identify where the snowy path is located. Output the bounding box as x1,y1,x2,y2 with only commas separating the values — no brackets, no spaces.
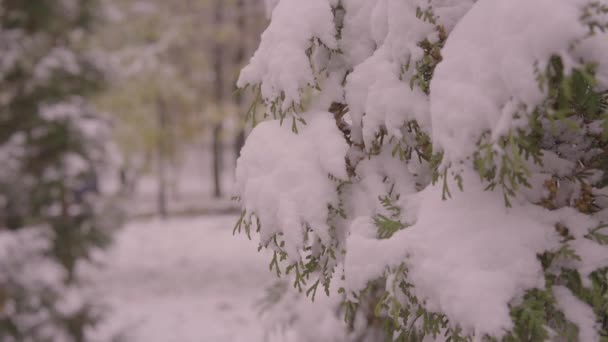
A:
91,216,272,342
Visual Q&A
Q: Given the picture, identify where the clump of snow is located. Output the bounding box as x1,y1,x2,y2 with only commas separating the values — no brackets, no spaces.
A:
344,169,560,336
235,112,348,257
401,174,552,336
338,0,379,67
345,0,474,146
238,0,338,110
430,0,607,163
553,286,600,342
344,148,418,220
346,48,430,145
569,237,608,283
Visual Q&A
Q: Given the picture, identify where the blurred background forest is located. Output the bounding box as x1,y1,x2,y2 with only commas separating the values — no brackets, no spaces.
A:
95,0,266,217
0,1,273,340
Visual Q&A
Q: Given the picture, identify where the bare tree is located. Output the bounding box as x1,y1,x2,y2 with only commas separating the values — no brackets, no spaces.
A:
234,0,247,160
156,95,169,218
212,0,225,198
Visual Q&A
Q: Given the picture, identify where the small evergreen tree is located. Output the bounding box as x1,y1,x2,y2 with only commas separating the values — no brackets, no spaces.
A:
0,1,121,340
235,0,608,340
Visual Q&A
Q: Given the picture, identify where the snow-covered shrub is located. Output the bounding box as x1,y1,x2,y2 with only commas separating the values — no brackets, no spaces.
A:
0,228,106,342
0,1,122,340
235,0,608,340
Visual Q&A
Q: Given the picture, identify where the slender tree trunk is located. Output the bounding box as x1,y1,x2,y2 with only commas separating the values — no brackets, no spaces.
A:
234,0,247,160
212,0,224,198
156,95,168,218
212,124,222,198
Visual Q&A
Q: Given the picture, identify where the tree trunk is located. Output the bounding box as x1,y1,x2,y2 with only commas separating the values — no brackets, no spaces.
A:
212,0,225,198
234,0,247,160
212,124,222,198
156,95,169,218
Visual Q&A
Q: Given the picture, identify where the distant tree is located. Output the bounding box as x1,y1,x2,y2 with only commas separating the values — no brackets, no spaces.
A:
212,0,226,198
0,1,121,340
96,0,266,203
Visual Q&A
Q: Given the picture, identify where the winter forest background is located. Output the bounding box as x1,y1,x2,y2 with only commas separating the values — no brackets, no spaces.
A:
1,0,271,341
1,0,608,341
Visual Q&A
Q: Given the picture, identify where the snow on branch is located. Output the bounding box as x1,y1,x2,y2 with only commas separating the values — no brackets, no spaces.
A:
236,0,608,340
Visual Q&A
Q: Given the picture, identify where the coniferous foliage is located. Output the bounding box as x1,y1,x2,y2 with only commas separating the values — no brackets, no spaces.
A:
0,1,120,340
235,0,608,340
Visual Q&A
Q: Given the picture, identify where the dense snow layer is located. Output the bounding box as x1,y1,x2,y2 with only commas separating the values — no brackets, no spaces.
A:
238,0,608,339
431,0,608,163
89,216,273,342
345,170,561,335
238,0,338,110
235,113,349,257
554,286,600,342
346,0,474,145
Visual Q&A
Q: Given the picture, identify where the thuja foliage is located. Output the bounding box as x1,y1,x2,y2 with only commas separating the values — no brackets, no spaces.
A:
350,67,608,339
0,1,121,340
371,50,608,342
236,1,608,341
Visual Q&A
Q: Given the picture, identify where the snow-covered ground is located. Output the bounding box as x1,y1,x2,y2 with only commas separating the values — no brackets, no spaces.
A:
90,216,273,342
